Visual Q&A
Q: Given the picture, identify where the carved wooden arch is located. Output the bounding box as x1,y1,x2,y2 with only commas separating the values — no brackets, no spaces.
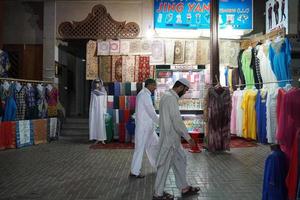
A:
58,4,140,39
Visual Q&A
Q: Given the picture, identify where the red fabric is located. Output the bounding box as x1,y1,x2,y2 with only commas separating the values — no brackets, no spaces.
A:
286,129,299,200
124,109,130,124
277,89,300,160
118,123,126,143
0,122,16,150
138,56,150,82
119,96,125,110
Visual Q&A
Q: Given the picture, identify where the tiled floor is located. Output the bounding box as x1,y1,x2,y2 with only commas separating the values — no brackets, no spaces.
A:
0,136,270,200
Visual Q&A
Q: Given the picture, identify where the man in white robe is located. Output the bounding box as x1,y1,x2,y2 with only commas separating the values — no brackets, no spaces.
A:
153,78,200,200
130,79,159,178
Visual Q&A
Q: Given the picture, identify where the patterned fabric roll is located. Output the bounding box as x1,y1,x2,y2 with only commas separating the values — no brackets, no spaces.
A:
174,40,185,64
138,56,150,82
0,121,16,149
16,120,34,148
99,56,112,82
86,40,98,80
122,56,136,82
112,56,122,82
32,119,47,145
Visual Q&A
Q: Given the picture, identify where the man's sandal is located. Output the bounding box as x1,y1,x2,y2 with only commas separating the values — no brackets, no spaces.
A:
181,186,200,197
152,192,174,200
129,172,145,178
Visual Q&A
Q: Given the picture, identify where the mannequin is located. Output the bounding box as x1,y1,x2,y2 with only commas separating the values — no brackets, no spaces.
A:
89,79,107,144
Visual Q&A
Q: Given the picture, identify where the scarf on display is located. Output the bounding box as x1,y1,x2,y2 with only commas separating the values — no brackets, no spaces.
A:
174,40,185,64
97,40,110,55
0,121,16,149
129,40,141,55
140,40,152,55
164,40,175,64
150,40,165,65
185,40,196,64
196,39,210,65
86,40,99,80
48,118,57,139
122,56,136,82
16,120,34,148
99,56,112,82
138,56,150,82
109,40,120,54
32,119,47,145
120,40,130,55
112,56,122,82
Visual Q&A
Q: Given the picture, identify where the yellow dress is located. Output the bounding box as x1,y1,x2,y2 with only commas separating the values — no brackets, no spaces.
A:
241,89,257,140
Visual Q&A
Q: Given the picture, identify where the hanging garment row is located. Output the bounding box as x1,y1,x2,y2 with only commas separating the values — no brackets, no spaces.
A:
238,36,292,89
231,80,298,143
0,80,58,121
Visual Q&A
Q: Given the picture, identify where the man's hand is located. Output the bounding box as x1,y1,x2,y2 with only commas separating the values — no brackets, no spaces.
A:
188,138,196,148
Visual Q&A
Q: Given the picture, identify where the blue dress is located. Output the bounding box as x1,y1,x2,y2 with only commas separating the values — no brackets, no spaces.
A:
262,149,288,200
255,90,268,144
3,85,16,121
269,38,292,87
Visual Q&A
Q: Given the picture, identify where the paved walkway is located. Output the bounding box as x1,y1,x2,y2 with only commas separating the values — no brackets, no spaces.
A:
0,136,270,200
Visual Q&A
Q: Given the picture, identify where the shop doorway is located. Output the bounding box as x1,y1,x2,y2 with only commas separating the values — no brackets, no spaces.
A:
58,40,90,118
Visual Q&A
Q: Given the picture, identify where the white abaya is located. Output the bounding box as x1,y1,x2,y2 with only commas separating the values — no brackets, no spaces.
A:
89,92,107,141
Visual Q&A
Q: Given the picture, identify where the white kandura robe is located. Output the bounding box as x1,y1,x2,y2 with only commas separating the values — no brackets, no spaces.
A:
131,88,159,175
154,89,192,196
89,91,107,141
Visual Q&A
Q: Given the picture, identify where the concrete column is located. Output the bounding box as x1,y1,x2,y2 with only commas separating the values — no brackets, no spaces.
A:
210,0,220,85
43,0,56,81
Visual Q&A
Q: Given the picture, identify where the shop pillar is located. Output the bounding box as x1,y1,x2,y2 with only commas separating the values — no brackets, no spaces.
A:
43,0,56,81
210,0,220,85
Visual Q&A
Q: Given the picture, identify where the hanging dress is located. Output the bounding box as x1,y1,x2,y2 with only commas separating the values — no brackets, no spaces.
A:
89,82,107,141
204,87,231,152
36,85,48,118
15,84,26,120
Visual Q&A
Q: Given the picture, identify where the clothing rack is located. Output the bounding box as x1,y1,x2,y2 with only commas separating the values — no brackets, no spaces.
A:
0,77,53,84
235,79,294,87
240,28,286,49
